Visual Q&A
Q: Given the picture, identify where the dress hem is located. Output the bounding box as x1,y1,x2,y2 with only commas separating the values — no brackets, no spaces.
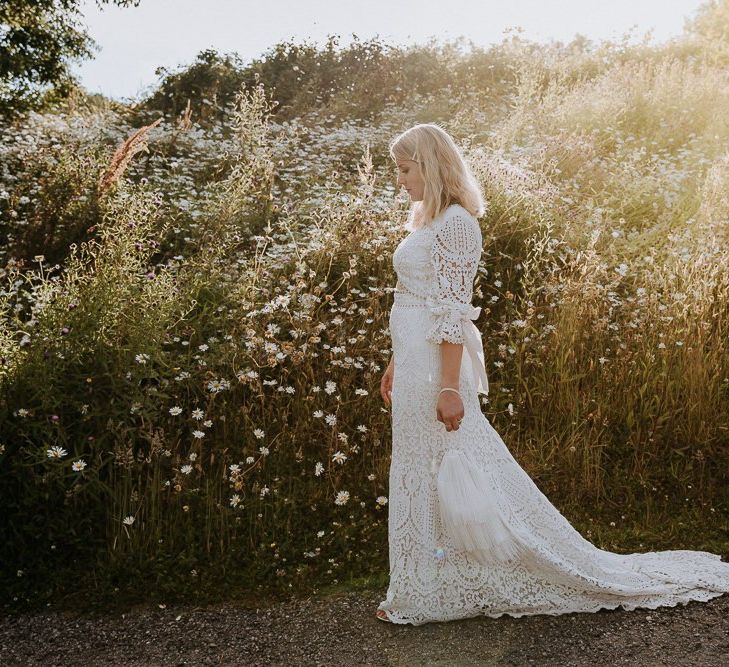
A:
377,588,729,626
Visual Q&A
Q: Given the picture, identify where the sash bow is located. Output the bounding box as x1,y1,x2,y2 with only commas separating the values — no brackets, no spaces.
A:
428,299,489,396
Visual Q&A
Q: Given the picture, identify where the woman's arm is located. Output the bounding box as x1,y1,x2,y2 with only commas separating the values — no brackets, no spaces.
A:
425,211,481,390
440,341,463,389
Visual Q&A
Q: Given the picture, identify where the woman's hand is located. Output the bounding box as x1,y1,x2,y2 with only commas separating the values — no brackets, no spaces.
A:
437,389,464,432
381,359,394,406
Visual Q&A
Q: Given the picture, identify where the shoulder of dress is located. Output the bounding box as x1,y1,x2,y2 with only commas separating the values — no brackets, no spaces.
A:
432,204,479,233
447,203,477,221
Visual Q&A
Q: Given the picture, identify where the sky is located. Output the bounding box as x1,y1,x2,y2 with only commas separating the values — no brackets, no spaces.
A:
70,0,709,101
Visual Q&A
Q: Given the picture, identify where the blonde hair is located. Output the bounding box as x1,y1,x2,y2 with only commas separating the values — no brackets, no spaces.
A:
389,123,486,230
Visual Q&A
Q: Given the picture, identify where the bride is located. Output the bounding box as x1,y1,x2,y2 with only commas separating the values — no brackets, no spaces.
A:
375,123,729,625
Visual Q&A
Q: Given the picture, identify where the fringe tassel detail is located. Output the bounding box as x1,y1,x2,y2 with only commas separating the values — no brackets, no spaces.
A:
436,449,528,564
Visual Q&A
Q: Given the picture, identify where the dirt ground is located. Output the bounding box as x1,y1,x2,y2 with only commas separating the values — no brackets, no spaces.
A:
1,588,729,666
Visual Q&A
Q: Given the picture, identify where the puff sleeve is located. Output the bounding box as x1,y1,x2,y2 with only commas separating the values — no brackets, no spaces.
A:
425,212,482,345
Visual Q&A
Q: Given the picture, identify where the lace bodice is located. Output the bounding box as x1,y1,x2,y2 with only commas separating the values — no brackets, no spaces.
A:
393,204,482,346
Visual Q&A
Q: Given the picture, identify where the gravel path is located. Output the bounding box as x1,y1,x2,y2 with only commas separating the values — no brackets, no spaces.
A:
2,588,729,666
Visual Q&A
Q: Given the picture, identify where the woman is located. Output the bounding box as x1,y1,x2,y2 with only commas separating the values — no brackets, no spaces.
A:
375,123,729,626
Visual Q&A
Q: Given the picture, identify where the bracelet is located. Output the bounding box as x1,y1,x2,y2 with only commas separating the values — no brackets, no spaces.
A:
439,387,461,398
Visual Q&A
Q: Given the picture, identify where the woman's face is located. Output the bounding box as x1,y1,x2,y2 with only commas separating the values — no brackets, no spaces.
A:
396,159,424,202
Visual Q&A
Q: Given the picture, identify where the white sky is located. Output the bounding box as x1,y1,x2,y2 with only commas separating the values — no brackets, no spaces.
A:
70,0,709,101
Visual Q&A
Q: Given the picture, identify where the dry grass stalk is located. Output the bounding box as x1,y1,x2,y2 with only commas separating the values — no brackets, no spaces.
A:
96,117,163,196
178,99,193,131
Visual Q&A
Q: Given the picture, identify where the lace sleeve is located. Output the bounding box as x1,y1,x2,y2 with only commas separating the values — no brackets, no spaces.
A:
425,212,482,345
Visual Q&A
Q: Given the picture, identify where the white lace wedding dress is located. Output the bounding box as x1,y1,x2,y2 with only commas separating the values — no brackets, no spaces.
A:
377,202,729,626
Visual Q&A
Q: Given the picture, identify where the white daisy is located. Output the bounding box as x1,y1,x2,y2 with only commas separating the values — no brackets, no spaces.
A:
46,446,68,459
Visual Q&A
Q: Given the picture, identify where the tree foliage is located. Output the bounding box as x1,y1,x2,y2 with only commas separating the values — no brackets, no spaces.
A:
0,0,141,120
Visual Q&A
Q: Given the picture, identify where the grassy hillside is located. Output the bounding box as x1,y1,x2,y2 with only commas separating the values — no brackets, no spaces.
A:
1,6,729,611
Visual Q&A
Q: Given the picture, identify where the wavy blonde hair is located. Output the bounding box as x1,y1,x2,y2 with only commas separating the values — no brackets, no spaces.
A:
389,123,486,230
